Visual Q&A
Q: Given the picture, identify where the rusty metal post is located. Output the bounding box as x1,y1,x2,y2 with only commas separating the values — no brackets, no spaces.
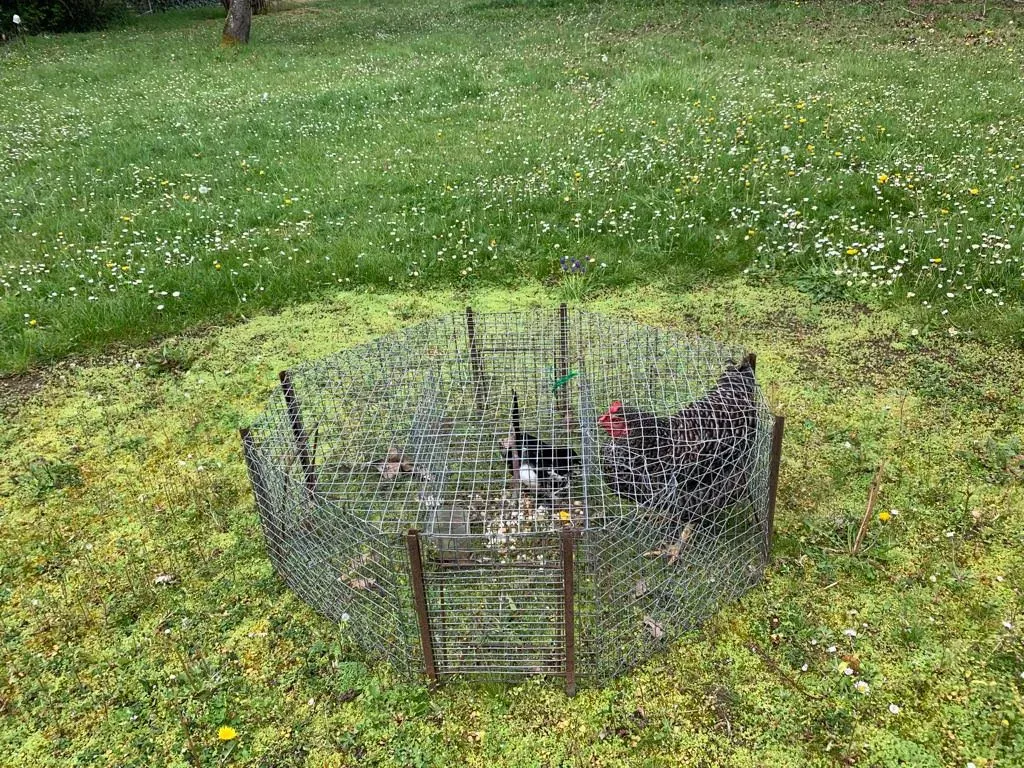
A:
279,370,317,496
765,415,785,561
560,528,576,697
465,306,486,411
556,303,571,427
406,529,437,682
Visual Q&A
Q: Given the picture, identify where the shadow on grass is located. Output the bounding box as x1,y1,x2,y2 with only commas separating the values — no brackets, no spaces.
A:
467,0,608,9
127,4,225,30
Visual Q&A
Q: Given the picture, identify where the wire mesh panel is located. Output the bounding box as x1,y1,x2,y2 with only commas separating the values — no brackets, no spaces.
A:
241,308,781,687
421,536,566,677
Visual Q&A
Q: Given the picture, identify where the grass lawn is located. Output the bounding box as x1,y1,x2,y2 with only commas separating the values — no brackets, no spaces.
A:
1,0,1023,372
2,1,1024,766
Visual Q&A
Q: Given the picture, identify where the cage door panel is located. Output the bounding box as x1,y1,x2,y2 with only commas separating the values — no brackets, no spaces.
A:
422,551,566,677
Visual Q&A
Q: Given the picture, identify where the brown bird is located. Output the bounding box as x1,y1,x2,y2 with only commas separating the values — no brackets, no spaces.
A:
596,354,759,528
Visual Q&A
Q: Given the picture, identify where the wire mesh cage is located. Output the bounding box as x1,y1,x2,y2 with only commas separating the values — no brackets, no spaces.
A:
240,307,784,692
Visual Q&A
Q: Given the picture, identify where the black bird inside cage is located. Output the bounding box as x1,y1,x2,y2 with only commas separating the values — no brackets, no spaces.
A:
240,307,784,692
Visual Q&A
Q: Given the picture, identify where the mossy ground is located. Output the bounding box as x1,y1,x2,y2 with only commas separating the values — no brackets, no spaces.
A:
2,283,1022,766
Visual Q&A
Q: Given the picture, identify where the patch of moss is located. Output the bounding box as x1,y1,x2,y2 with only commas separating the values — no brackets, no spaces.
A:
1,282,1022,766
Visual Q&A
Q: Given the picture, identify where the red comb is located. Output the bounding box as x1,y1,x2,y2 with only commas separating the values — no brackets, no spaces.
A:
598,401,621,426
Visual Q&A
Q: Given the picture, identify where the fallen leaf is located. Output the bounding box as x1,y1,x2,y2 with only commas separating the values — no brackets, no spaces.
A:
643,615,665,640
347,577,384,594
666,544,682,566
370,447,433,481
344,552,375,576
634,580,649,598
679,522,695,545
644,527,694,566
371,447,415,479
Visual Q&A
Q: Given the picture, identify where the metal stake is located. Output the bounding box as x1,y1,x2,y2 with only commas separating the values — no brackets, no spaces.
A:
278,370,318,496
465,306,486,411
406,529,437,682
560,527,576,697
556,303,571,426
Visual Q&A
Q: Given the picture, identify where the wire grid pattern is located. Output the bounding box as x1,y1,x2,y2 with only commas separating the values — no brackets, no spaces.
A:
421,536,566,677
242,309,776,682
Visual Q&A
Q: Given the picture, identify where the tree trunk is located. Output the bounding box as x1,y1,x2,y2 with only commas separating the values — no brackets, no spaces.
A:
222,0,251,45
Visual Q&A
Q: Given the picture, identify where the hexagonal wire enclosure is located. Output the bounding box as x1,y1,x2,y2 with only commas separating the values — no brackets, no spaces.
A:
240,307,783,693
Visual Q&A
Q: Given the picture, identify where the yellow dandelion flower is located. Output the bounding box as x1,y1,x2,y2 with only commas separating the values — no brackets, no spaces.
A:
846,247,859,256
558,510,571,522
878,511,891,523
877,173,889,184
218,726,238,741
806,144,815,153
969,188,980,196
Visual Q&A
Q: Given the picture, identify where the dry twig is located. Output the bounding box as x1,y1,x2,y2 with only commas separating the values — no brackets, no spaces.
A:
852,462,886,556
748,642,823,702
